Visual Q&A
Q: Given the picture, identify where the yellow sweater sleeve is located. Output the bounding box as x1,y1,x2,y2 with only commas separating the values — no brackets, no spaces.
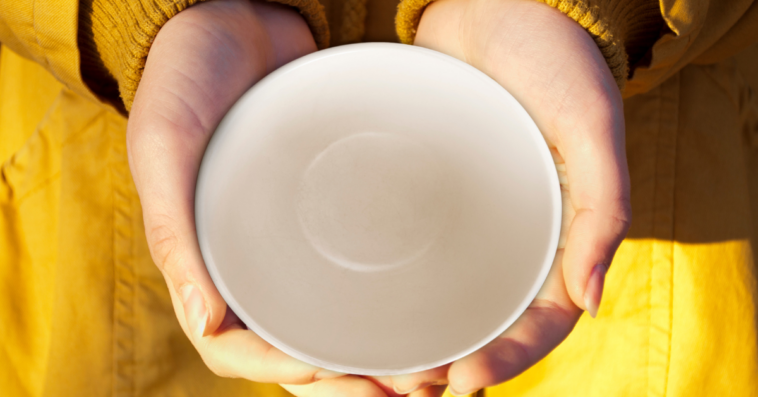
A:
78,0,330,113
396,0,663,93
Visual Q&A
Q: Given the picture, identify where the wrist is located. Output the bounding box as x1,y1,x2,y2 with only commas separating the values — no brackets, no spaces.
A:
414,0,621,141
411,0,663,94
416,0,602,76
158,0,314,77
80,0,321,114
246,0,318,70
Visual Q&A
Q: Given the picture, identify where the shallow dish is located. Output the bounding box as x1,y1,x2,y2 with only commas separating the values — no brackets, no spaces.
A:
195,43,561,376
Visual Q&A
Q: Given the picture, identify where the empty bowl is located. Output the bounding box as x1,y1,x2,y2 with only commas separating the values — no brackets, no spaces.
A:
195,43,561,376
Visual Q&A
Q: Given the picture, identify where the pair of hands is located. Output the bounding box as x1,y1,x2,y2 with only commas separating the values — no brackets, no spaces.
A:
126,0,631,396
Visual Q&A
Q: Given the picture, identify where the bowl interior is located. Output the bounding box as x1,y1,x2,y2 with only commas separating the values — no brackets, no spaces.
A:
196,43,561,375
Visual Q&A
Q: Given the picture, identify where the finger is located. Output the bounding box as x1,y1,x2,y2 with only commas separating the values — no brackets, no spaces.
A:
447,249,581,395
523,6,631,316
480,13,631,317
389,365,450,395
558,95,631,316
165,279,345,384
201,328,344,383
216,304,247,333
367,376,406,397
282,376,390,397
409,384,449,397
447,303,577,395
128,114,229,338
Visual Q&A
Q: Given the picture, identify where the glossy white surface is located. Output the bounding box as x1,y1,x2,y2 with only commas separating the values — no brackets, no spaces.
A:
195,43,561,375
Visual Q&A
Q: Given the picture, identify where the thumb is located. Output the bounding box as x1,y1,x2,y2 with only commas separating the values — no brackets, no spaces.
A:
123,0,288,340
559,102,631,317
127,111,228,339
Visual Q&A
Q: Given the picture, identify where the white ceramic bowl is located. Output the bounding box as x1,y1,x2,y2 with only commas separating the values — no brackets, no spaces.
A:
195,43,561,376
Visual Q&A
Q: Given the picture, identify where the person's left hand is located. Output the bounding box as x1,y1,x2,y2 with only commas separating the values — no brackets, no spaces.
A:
127,1,398,396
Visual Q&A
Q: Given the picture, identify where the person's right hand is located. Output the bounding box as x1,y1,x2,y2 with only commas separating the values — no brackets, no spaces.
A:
387,0,632,394
127,1,405,395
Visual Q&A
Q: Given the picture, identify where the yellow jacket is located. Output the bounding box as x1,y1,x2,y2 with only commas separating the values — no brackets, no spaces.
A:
1,0,757,396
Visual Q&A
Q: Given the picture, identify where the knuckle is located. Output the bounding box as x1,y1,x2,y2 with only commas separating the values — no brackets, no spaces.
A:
611,200,633,233
147,222,182,272
336,382,379,397
207,364,226,378
529,298,578,325
202,353,233,379
306,369,322,385
493,337,532,376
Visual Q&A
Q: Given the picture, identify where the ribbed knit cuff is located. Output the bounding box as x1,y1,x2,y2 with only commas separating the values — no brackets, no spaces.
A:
79,0,330,113
396,0,436,46
395,0,664,93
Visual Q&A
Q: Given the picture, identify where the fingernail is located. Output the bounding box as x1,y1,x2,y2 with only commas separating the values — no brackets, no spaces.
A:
394,381,431,395
449,385,477,396
314,369,345,381
584,263,608,318
180,284,208,339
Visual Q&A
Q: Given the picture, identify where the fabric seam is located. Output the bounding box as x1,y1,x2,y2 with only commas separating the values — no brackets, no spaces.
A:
662,73,680,397
111,113,136,397
30,0,52,70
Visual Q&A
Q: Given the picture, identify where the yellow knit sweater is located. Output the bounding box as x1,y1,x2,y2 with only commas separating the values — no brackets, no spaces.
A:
79,0,671,112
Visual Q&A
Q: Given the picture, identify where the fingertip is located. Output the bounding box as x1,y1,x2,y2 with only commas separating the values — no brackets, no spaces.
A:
408,384,449,397
283,375,390,397
391,365,450,395
447,350,499,396
314,369,347,381
583,263,607,318
562,208,628,311
446,335,535,393
449,387,479,397
204,300,228,337
179,284,209,340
